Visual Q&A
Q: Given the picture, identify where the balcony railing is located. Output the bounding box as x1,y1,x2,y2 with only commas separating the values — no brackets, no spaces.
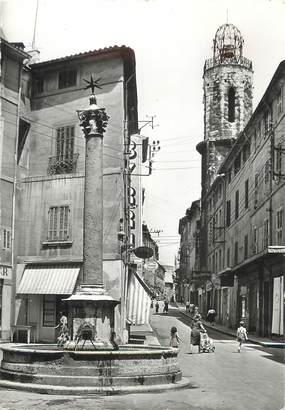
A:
47,154,79,175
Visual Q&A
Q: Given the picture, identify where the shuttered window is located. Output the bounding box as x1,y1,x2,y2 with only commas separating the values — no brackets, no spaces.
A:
3,228,11,250
276,208,283,244
58,69,77,89
48,206,70,242
56,126,75,160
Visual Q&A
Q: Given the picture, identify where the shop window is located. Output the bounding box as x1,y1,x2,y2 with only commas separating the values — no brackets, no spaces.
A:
47,205,70,242
245,179,249,209
43,296,55,327
3,228,11,250
228,87,235,122
276,208,283,244
58,69,77,89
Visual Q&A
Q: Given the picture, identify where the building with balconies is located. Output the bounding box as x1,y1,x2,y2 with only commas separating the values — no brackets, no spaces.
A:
218,61,285,336
196,24,284,337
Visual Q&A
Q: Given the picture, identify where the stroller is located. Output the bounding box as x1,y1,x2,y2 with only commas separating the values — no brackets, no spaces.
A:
200,331,215,353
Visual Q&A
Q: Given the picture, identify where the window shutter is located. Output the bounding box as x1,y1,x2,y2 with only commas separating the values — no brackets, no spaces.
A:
64,206,69,240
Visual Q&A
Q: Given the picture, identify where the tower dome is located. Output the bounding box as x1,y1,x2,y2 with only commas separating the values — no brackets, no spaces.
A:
213,23,244,63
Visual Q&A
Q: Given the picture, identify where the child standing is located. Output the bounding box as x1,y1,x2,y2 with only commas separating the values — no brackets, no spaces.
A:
170,326,182,348
155,301,159,314
237,321,248,352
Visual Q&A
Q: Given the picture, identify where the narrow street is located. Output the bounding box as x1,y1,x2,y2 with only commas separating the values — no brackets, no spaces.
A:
0,303,284,410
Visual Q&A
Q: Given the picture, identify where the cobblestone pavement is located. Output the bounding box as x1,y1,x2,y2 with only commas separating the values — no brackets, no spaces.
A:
0,305,284,410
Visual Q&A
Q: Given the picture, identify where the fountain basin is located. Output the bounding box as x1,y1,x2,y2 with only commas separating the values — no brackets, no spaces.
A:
0,344,189,395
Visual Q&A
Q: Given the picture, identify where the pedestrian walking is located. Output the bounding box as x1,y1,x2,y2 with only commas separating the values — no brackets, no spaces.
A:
207,307,216,326
237,321,248,352
163,300,169,314
155,301,159,314
170,326,182,348
189,303,195,316
186,301,190,313
189,319,206,353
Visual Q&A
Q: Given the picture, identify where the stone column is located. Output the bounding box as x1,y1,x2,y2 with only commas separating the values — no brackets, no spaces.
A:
64,94,119,347
83,116,104,286
78,95,109,286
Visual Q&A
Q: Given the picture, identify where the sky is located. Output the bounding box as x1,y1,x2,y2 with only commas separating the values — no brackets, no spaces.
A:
2,0,285,265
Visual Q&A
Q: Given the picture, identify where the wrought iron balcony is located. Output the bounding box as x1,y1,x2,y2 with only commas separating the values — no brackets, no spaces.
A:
47,154,79,175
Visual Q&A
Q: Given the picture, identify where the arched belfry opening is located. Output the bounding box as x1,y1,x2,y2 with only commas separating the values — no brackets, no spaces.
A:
228,87,235,122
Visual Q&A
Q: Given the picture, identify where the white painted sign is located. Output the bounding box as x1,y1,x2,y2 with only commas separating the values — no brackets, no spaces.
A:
0,265,12,280
144,261,158,271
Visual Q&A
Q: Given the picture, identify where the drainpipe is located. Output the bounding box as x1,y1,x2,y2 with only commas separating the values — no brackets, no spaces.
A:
11,64,22,328
121,73,135,344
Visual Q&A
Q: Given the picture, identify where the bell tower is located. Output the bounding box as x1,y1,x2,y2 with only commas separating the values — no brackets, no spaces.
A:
197,23,253,189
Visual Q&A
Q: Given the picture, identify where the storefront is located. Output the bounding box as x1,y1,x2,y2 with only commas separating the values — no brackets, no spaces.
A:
16,263,81,342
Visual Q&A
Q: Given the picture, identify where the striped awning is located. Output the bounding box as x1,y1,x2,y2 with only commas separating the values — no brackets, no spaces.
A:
17,264,81,295
127,272,152,325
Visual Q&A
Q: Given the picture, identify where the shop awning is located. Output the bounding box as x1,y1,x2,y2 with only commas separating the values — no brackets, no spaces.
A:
17,264,81,295
218,268,234,287
127,272,152,325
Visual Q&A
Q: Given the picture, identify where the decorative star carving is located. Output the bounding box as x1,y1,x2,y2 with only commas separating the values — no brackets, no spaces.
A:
83,75,103,94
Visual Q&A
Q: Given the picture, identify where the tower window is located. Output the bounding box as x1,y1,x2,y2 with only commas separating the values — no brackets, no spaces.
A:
228,87,235,122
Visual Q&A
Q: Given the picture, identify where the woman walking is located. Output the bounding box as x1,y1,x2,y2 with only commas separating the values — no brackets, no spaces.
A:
237,321,248,352
189,319,206,353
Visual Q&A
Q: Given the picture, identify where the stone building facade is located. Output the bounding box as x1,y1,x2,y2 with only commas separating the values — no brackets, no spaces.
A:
197,24,254,284
0,40,30,340
193,24,284,336
0,40,146,342
218,61,285,336
177,200,200,307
